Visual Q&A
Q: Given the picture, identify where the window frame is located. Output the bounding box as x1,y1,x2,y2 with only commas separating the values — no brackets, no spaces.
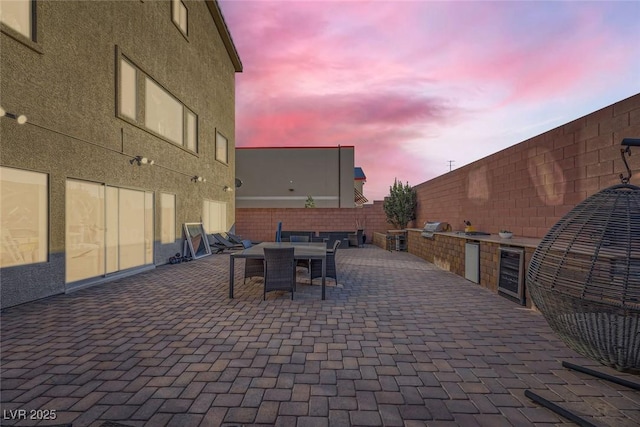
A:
116,51,199,153
171,0,188,37
144,76,184,146
215,131,229,165
0,166,49,268
203,199,227,234
0,0,34,40
119,58,137,121
160,192,176,244
0,0,40,52
65,180,154,284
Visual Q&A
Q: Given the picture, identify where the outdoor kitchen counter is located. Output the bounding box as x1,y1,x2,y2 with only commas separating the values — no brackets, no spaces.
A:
405,229,542,308
406,229,541,248
428,231,542,249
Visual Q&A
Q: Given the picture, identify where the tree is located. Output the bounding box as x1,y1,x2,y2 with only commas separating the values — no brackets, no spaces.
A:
304,195,316,208
383,179,417,229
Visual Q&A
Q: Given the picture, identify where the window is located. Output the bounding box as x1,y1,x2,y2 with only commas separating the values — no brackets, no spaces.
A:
203,200,227,234
0,0,33,40
66,180,153,283
186,110,197,152
66,180,105,282
216,132,228,164
117,55,198,152
0,167,48,268
120,59,137,120
160,193,176,244
145,77,183,145
172,0,187,36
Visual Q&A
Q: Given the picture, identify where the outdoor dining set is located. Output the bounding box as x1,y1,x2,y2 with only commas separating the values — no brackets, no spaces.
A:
208,231,349,301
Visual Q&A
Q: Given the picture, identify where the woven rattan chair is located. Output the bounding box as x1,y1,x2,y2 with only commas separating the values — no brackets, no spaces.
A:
240,241,263,283
244,258,264,283
263,247,296,300
348,229,363,247
290,235,311,272
311,240,341,284
527,182,640,372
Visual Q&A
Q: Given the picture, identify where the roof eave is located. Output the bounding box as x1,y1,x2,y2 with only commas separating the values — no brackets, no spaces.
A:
206,0,243,72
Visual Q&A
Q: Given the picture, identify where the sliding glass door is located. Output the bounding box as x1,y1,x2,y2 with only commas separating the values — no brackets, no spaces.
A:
66,180,153,284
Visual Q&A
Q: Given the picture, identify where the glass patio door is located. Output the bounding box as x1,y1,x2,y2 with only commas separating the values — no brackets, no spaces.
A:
66,180,153,284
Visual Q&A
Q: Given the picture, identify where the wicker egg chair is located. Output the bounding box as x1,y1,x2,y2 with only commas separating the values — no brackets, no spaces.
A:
527,140,640,372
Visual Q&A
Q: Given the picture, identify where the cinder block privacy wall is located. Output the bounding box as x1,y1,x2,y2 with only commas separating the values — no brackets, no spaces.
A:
235,201,388,243
413,93,640,238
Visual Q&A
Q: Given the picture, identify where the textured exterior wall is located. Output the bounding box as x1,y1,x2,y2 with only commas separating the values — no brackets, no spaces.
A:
236,146,357,208
235,200,390,243
414,94,640,238
0,0,239,308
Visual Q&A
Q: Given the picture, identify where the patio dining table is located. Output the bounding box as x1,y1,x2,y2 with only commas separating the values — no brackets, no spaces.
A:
229,242,328,299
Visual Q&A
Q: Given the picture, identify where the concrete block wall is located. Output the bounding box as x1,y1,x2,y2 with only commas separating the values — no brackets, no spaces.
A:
405,230,537,308
405,230,465,275
414,94,640,238
235,200,390,243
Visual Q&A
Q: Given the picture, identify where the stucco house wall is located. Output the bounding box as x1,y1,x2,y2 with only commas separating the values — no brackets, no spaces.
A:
1,0,241,308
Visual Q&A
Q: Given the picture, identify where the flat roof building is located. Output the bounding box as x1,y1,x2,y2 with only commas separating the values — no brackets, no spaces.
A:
235,146,367,208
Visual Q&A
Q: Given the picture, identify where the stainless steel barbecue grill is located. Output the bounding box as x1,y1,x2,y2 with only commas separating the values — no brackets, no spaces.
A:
421,222,450,238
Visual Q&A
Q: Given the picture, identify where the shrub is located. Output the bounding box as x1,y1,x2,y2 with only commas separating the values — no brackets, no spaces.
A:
383,179,417,229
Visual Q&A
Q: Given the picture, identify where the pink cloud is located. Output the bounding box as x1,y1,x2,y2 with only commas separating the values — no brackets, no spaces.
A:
219,0,640,201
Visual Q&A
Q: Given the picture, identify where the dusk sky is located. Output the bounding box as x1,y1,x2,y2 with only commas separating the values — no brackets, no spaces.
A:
219,0,640,201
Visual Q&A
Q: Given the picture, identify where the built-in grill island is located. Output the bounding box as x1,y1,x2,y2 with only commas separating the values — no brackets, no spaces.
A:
421,222,450,239
399,227,540,308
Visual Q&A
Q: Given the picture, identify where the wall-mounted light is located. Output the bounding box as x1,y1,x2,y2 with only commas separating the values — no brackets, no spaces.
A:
192,175,206,183
223,185,233,192
0,106,27,125
130,156,155,166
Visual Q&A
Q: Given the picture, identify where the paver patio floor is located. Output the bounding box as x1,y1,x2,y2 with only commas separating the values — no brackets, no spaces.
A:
1,245,639,426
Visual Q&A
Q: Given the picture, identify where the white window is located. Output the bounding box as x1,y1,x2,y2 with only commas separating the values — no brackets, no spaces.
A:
145,77,183,145
0,167,48,268
186,110,197,152
0,0,32,40
120,59,137,120
66,180,153,283
160,193,176,244
203,200,227,234
216,132,228,164
172,0,187,35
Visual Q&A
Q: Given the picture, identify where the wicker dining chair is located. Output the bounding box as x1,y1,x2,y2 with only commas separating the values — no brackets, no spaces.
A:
244,258,264,283
289,235,311,272
263,247,296,300
311,240,341,283
527,181,640,372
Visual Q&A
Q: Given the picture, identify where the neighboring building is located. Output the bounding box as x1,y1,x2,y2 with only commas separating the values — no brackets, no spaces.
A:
354,167,367,206
0,0,242,308
235,146,368,208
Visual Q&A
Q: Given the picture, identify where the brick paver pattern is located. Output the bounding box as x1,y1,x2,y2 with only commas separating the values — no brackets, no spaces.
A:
1,246,639,426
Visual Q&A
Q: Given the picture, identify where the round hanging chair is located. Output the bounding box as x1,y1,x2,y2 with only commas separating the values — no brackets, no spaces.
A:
527,141,640,372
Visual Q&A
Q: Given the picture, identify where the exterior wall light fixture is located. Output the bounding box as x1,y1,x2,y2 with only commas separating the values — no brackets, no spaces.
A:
192,175,206,183
223,185,233,192
130,156,154,166
0,106,27,124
